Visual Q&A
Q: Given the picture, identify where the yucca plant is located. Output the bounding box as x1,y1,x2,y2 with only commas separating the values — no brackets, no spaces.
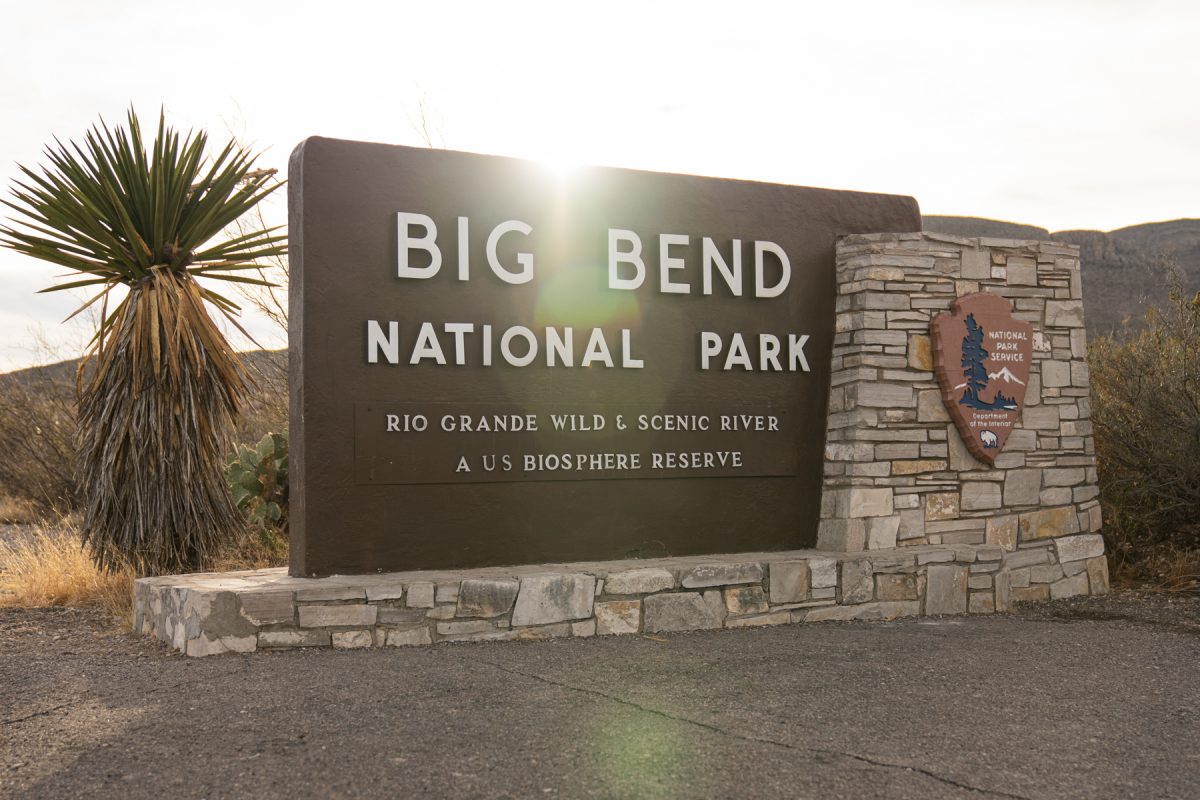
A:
0,109,286,575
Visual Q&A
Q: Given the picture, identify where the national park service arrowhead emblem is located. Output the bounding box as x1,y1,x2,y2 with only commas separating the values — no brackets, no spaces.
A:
931,293,1033,465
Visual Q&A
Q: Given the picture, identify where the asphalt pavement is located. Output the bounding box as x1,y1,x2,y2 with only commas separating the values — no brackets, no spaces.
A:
2,592,1197,799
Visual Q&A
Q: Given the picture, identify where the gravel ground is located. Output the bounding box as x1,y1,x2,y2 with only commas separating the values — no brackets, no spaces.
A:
1,591,1197,800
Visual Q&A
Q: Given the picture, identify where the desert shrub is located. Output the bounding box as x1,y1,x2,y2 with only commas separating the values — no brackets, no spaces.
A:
0,361,79,512
1090,276,1200,584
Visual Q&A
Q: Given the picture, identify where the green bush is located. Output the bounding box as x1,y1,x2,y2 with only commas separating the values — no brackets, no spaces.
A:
1089,276,1200,574
225,431,289,544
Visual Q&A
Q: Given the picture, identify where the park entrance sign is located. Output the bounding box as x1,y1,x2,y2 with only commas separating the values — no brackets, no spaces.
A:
288,138,920,576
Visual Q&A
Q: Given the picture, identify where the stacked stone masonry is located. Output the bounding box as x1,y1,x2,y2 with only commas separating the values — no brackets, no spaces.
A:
135,540,1109,656
132,230,1111,656
819,232,1103,554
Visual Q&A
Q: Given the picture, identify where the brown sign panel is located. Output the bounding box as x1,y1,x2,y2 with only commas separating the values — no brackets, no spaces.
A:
288,137,920,576
931,293,1033,464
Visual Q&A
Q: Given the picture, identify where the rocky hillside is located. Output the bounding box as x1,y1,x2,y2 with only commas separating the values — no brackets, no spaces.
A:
924,216,1200,335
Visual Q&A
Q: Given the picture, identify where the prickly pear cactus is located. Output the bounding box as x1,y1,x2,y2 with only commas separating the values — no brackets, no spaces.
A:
225,431,288,535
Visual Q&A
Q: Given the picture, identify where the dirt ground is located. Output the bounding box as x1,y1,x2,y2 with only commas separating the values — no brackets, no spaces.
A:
2,590,1197,799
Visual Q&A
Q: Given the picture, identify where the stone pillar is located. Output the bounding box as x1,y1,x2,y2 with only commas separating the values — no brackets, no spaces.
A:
818,232,1101,553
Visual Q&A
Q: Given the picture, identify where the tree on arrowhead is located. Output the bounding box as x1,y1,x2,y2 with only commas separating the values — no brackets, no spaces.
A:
960,313,990,408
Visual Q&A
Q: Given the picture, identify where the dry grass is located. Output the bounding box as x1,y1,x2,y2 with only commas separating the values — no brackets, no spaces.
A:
0,494,39,524
211,528,289,572
1111,548,1200,594
0,515,289,631
0,519,134,623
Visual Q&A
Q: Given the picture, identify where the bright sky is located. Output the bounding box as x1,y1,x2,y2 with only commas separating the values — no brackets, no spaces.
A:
1,0,1197,370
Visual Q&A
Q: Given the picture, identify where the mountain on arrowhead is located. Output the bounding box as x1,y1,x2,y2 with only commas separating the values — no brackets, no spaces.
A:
987,366,1026,385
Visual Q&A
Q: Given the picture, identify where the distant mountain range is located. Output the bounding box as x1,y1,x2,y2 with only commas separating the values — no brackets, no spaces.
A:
924,216,1200,335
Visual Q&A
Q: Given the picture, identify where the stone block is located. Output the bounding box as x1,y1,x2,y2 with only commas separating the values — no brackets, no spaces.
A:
809,558,838,589
511,574,595,626
841,560,874,604
364,584,405,602
961,248,990,279
295,585,365,602
859,381,912,407
386,627,433,647
1020,507,1079,541
1054,534,1105,563
946,427,988,471
917,549,955,565
897,509,925,540
867,516,900,549
238,592,294,626
1011,584,1051,603
702,590,728,624
1040,488,1072,506
876,443,920,459
826,442,875,462
435,583,460,603
969,593,996,614
961,482,1002,511
1087,557,1110,595
298,604,377,628
258,629,330,648
1003,469,1042,507
1045,300,1085,327
406,582,435,608
769,561,810,604
926,492,960,521
572,619,596,638
377,607,427,626
643,593,723,633
1041,360,1071,388
724,586,769,616
456,579,519,618
908,334,933,370
1007,257,1037,286
1005,547,1051,569
1044,468,1086,487
986,515,1018,550
681,562,763,588
968,574,993,590
846,487,895,518
186,634,256,657
875,573,918,601
925,565,968,615
891,459,947,475
594,600,641,635
1050,571,1090,600
332,630,374,649
725,610,791,628
436,620,493,636
1030,563,1064,584
1071,360,1090,387
917,390,950,422
1021,405,1060,430
604,567,675,595
817,518,866,551
805,601,921,622
426,606,456,620
994,572,1012,613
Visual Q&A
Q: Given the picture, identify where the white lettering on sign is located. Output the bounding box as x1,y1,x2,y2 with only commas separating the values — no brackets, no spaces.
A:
604,230,791,298
382,211,812,374
698,332,810,372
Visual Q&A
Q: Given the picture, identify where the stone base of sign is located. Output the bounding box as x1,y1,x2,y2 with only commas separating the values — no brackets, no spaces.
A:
820,232,1102,554
133,539,1109,657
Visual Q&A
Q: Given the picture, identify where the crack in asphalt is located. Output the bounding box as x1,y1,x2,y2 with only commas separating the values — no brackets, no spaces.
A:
473,657,1032,800
1,664,247,727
